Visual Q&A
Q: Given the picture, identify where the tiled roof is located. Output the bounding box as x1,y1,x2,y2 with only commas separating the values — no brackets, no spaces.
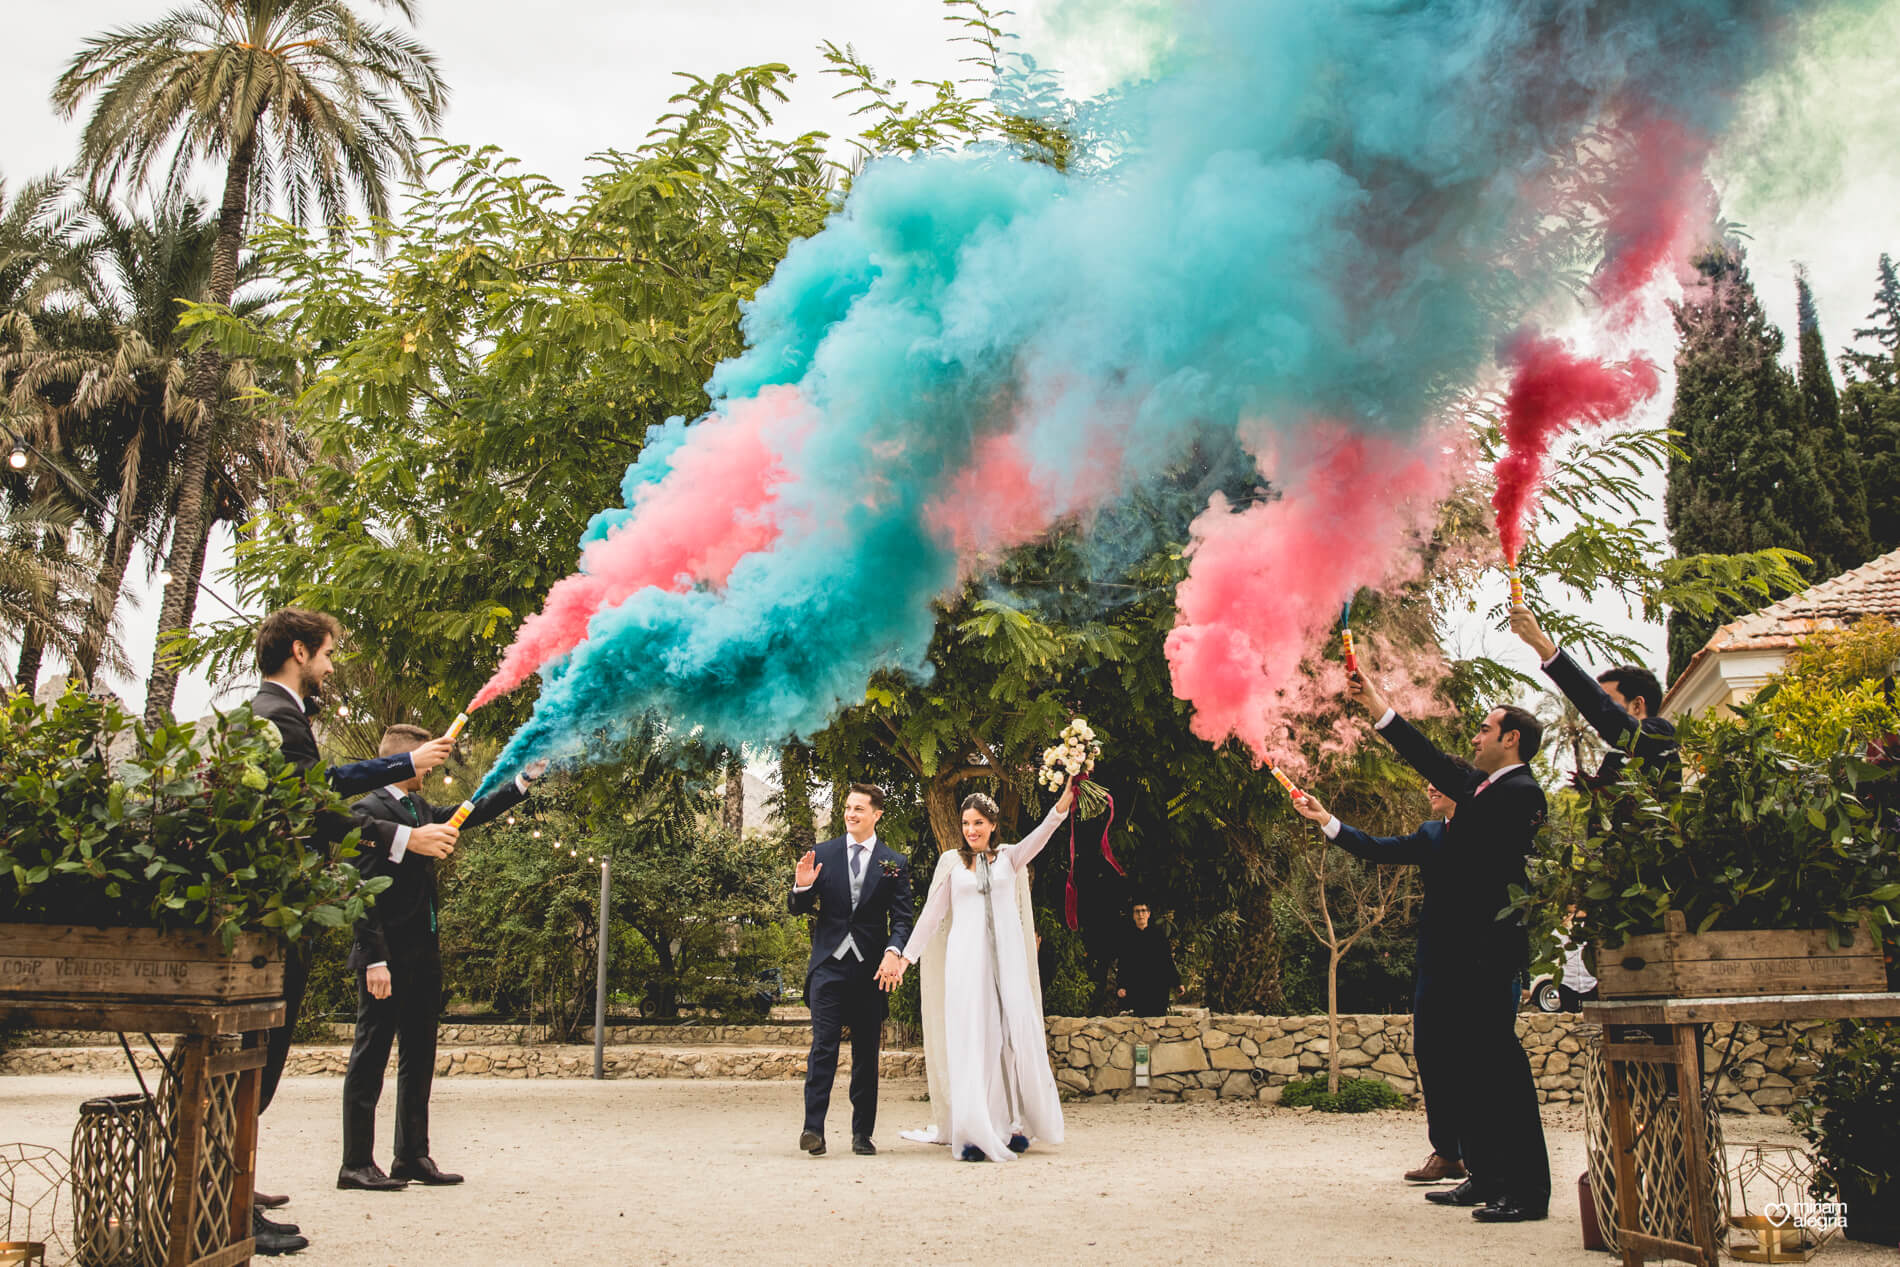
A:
1701,545,1900,654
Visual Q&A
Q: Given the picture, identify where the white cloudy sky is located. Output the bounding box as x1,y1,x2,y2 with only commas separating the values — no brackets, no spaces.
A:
5,1,1895,718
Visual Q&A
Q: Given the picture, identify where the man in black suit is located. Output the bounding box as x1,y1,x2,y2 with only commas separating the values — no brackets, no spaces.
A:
246,608,457,1254
789,782,915,1157
1347,665,1552,1224
338,724,543,1192
1510,606,1678,794
1289,761,1517,1186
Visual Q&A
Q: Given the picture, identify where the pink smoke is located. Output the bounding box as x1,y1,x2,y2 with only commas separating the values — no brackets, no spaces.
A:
1490,331,1662,563
924,423,1126,563
1593,108,1717,325
469,387,809,709
1165,423,1457,774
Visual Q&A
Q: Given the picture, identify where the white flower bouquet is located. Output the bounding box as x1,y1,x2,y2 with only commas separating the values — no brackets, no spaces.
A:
1038,717,1109,819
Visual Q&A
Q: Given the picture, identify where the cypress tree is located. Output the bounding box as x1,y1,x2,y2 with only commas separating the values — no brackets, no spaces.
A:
1840,254,1900,555
1664,239,1833,677
1794,267,1871,571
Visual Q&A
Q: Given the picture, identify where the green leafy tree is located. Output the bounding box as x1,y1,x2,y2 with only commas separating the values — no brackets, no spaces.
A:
1840,255,1900,556
178,68,833,740
1666,239,1839,677
54,0,448,721
1794,268,1871,572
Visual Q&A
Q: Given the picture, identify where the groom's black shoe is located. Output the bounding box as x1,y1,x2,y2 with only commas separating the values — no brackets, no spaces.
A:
1472,1198,1548,1223
852,1135,876,1156
1008,1134,1030,1154
799,1130,825,1156
1426,1178,1499,1207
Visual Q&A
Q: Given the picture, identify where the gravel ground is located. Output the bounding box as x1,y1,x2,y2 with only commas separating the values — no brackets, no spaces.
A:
2,1075,1891,1265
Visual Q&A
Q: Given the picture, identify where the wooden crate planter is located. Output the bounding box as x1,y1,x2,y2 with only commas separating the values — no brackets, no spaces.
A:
1595,911,1886,1001
0,925,282,1006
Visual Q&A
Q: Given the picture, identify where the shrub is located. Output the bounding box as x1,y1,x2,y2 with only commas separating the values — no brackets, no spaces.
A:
1280,1074,1405,1112
1532,692,1899,948
1792,1021,1900,1244
1,686,386,948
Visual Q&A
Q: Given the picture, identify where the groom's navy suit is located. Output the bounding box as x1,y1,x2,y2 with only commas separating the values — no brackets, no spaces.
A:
790,834,915,1140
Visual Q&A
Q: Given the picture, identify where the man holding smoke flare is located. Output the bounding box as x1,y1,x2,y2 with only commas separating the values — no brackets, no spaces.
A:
1339,658,1553,1224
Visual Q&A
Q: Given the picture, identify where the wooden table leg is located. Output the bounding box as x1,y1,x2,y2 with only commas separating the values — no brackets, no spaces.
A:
1606,1052,1645,1267
230,1044,262,1264
1672,1024,1717,1267
166,1036,208,1267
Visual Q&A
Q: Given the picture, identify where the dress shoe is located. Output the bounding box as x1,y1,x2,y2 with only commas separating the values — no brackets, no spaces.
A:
256,1210,300,1236
799,1129,825,1156
851,1135,876,1156
959,1145,986,1162
1472,1198,1549,1223
1008,1134,1030,1154
336,1163,408,1192
251,1209,308,1256
390,1156,463,1185
253,1190,290,1209
1426,1178,1499,1207
1405,1152,1467,1183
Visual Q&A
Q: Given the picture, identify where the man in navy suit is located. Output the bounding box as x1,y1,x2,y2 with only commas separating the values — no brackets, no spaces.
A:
1346,664,1552,1224
1290,760,1515,1186
789,783,915,1156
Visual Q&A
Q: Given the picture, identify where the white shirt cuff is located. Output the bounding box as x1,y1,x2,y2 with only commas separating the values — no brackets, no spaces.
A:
368,961,388,971
886,945,903,956
389,825,411,862
516,774,529,794
401,751,417,775
1540,645,1561,669
1374,708,1396,729
1322,816,1342,839
793,884,812,893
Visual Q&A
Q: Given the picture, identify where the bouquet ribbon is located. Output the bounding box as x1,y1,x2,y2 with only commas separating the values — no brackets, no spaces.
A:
1064,773,1123,931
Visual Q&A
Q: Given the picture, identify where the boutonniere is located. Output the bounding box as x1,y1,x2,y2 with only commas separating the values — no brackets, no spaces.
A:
879,859,901,878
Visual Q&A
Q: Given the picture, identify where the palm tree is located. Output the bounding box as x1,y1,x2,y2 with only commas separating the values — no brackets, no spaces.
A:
0,494,95,693
53,0,447,721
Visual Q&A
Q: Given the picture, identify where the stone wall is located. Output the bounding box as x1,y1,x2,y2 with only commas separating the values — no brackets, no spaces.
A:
1044,1010,1829,1114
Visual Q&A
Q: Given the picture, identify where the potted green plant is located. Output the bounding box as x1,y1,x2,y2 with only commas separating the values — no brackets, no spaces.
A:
1526,689,1899,982
2,685,388,1000
1792,1021,1900,1245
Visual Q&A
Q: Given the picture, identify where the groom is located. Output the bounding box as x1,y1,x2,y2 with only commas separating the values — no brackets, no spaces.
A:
789,783,915,1156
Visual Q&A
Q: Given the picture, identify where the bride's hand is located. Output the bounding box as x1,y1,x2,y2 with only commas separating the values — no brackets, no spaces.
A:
1058,779,1079,813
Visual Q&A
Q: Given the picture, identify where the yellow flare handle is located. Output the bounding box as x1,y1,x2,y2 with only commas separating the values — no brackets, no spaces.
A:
446,800,475,829
1508,569,1525,610
444,712,469,741
1269,766,1302,799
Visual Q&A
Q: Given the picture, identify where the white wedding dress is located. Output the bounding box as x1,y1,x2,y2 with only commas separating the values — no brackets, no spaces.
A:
900,802,1068,1161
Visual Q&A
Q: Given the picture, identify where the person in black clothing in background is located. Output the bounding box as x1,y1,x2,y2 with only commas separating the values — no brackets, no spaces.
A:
245,608,457,1255
338,724,545,1193
1509,606,1678,794
1347,660,1552,1225
1289,759,1517,1187
1111,902,1181,1016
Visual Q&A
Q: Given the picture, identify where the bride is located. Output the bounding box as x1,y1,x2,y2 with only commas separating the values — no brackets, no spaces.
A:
893,780,1075,1161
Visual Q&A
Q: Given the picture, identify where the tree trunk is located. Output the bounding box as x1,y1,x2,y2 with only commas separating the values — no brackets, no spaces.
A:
13,624,45,699
144,135,253,724
75,490,144,686
1327,945,1342,1095
721,749,745,836
924,776,962,853
778,739,816,854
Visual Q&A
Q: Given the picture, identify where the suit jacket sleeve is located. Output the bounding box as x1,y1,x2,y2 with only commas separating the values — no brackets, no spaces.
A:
1544,649,1644,754
887,856,917,953
455,779,528,829
326,752,416,799
347,794,401,966
1376,713,1481,805
1331,820,1445,866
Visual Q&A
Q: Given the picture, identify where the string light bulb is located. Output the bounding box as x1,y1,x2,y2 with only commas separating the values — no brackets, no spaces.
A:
7,439,26,470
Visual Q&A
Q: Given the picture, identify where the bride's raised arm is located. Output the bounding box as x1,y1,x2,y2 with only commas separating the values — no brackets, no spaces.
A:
1005,781,1076,869
902,865,952,962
